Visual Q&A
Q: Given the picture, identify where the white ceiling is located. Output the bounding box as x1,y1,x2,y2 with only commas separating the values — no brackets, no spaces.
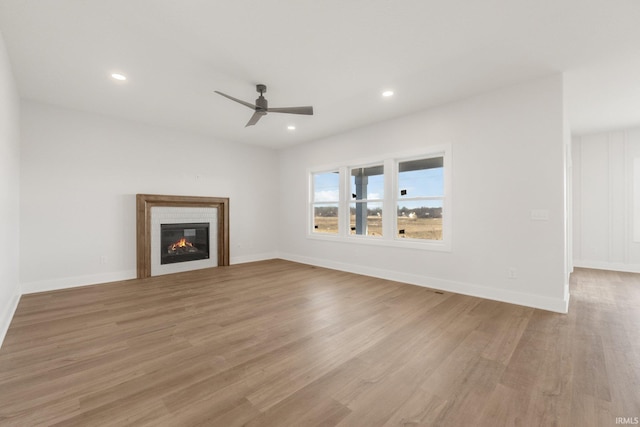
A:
1,0,639,148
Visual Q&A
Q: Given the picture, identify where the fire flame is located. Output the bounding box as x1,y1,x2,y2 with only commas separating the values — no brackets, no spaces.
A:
169,238,194,251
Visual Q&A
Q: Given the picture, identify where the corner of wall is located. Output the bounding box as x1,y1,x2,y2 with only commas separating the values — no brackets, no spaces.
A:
0,286,21,349
0,27,22,349
230,252,279,265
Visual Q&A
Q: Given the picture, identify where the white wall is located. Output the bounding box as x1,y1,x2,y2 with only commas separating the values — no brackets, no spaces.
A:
278,75,569,313
20,101,280,293
0,31,21,345
573,128,640,272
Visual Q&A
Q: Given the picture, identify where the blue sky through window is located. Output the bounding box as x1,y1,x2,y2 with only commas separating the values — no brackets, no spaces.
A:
313,172,340,202
314,167,443,204
398,167,443,199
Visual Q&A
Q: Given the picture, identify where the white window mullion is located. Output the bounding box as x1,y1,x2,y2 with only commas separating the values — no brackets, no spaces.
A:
339,166,349,237
383,158,395,241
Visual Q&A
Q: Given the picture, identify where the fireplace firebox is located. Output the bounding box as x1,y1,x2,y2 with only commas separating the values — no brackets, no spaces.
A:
160,222,210,265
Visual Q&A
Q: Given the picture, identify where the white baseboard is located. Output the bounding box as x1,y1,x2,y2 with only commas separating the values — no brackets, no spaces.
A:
20,254,279,295
278,252,569,314
0,286,21,349
230,252,278,265
21,270,137,295
573,260,640,274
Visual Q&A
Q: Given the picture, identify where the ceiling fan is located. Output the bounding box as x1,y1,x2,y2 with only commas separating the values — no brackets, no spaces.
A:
215,84,314,127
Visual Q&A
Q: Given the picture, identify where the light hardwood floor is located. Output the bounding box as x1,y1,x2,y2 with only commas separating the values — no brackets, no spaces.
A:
0,260,638,426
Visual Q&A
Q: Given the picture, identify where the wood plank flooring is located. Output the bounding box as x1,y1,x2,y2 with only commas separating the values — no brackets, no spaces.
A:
0,260,638,426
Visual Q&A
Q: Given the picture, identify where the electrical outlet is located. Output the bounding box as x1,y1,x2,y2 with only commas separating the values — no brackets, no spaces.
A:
530,209,549,221
100,255,108,265
507,268,517,279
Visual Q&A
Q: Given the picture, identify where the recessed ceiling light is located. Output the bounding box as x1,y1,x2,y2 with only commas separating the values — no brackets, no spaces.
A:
287,125,296,130
111,73,127,81
382,90,394,97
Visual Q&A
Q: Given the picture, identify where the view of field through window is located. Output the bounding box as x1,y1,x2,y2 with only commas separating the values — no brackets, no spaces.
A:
312,171,339,234
397,157,443,240
351,165,384,236
312,156,444,240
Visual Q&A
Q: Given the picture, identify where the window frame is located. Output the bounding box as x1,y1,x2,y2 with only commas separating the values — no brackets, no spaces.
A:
394,153,447,245
307,145,451,252
348,162,385,238
309,169,341,236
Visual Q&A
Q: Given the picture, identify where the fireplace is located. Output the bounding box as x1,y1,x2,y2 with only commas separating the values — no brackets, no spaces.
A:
160,222,210,265
136,194,230,278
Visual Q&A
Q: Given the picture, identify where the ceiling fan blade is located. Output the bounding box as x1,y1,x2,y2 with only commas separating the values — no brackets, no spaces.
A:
267,106,314,115
245,111,265,127
214,91,257,110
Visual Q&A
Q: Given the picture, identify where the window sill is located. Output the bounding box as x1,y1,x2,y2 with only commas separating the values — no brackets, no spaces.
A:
307,232,452,252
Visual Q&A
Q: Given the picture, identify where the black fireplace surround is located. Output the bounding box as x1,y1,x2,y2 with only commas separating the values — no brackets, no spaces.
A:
160,222,210,265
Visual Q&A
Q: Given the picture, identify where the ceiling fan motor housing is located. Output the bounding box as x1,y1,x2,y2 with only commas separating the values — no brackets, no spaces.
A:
255,95,268,111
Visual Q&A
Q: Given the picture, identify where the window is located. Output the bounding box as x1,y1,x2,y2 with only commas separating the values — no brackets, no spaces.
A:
396,156,444,240
311,171,340,234
308,145,450,251
350,164,384,236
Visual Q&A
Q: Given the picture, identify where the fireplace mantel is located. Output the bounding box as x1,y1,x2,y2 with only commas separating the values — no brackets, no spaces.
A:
136,194,229,279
